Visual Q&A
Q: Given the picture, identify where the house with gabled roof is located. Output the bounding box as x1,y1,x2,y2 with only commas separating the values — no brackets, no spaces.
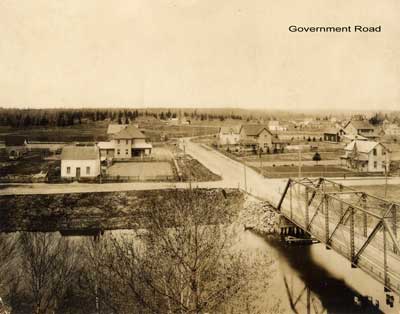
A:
218,126,241,146
343,120,379,140
98,124,152,160
61,146,100,179
341,140,389,172
239,124,273,152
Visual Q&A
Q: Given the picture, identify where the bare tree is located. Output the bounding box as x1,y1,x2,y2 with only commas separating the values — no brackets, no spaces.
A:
19,232,78,314
0,233,18,313
83,189,277,313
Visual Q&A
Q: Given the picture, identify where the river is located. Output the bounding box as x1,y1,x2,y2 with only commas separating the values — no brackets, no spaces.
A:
239,230,398,314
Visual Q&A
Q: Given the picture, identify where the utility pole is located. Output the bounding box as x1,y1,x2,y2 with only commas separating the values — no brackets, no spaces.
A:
244,164,247,192
298,147,302,180
385,152,389,198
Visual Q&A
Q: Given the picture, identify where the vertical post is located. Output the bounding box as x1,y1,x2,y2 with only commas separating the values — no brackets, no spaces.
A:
383,226,388,289
244,164,247,192
350,207,355,264
298,147,302,181
385,152,389,198
362,194,367,237
306,287,311,314
305,186,309,228
339,184,343,219
393,205,398,254
290,181,293,219
325,195,330,245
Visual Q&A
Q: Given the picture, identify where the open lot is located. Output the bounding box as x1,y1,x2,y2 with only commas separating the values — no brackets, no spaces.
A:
350,184,400,203
0,122,109,142
107,161,174,180
258,165,356,178
0,150,56,177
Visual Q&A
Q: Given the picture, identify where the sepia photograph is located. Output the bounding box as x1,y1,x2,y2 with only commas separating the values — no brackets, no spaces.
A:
0,0,400,313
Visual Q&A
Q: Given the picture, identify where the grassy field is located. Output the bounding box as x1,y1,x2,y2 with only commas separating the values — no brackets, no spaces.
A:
242,151,343,162
0,150,58,177
106,161,174,179
0,122,109,142
258,165,355,178
350,185,400,203
177,156,222,182
0,121,219,143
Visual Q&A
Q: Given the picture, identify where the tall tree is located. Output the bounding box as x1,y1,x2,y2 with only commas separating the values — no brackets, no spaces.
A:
19,232,78,314
83,189,276,314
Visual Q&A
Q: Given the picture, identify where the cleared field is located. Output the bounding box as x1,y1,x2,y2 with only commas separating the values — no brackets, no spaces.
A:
242,151,343,162
176,157,222,182
0,122,109,142
0,150,55,177
350,185,400,203
258,165,355,178
246,160,341,167
107,161,173,178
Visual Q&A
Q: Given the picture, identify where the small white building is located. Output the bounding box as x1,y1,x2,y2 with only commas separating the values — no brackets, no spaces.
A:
218,126,241,146
341,140,389,173
268,120,287,132
61,146,101,179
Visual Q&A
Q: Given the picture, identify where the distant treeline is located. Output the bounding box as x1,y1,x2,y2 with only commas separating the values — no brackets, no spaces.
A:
0,108,244,128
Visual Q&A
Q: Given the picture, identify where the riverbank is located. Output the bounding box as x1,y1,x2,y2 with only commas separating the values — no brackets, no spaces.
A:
0,188,243,232
239,195,279,234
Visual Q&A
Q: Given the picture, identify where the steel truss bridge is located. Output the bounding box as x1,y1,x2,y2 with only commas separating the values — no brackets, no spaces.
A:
277,178,400,296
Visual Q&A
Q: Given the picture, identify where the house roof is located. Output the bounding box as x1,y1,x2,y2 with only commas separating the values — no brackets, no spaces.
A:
344,120,375,130
240,124,271,136
342,134,368,141
113,125,146,139
344,140,385,153
107,124,128,135
97,141,115,150
219,126,241,134
5,135,28,146
324,128,340,134
61,146,100,160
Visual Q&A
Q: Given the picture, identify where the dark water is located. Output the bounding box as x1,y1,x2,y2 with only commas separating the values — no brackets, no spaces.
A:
240,231,398,314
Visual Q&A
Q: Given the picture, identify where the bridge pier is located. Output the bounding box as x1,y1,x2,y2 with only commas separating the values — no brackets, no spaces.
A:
277,215,306,237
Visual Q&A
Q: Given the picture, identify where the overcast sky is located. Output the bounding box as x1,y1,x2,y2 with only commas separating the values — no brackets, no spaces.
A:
0,0,399,110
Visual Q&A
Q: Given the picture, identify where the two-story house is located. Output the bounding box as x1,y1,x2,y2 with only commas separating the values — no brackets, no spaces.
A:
343,120,379,140
98,124,152,160
218,126,241,146
341,140,389,172
239,125,273,152
112,125,152,158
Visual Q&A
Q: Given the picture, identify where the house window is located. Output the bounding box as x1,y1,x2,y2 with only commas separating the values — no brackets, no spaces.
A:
67,167,71,174
86,167,90,175
117,149,120,155
126,140,129,145
118,140,120,144
373,148,377,156
374,161,377,169
125,149,129,155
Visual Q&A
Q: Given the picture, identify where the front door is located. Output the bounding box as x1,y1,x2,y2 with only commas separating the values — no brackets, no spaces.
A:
76,167,81,179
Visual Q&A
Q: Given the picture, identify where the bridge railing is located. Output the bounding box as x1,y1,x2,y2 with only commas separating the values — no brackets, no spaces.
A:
278,177,400,296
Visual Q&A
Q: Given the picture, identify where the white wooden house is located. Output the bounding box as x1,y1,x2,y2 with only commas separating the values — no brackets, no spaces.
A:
61,146,101,179
341,140,389,173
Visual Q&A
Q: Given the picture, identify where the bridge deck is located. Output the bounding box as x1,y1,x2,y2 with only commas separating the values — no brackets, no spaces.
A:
277,178,400,296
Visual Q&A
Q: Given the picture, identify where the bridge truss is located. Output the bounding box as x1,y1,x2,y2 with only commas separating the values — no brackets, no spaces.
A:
277,177,400,295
